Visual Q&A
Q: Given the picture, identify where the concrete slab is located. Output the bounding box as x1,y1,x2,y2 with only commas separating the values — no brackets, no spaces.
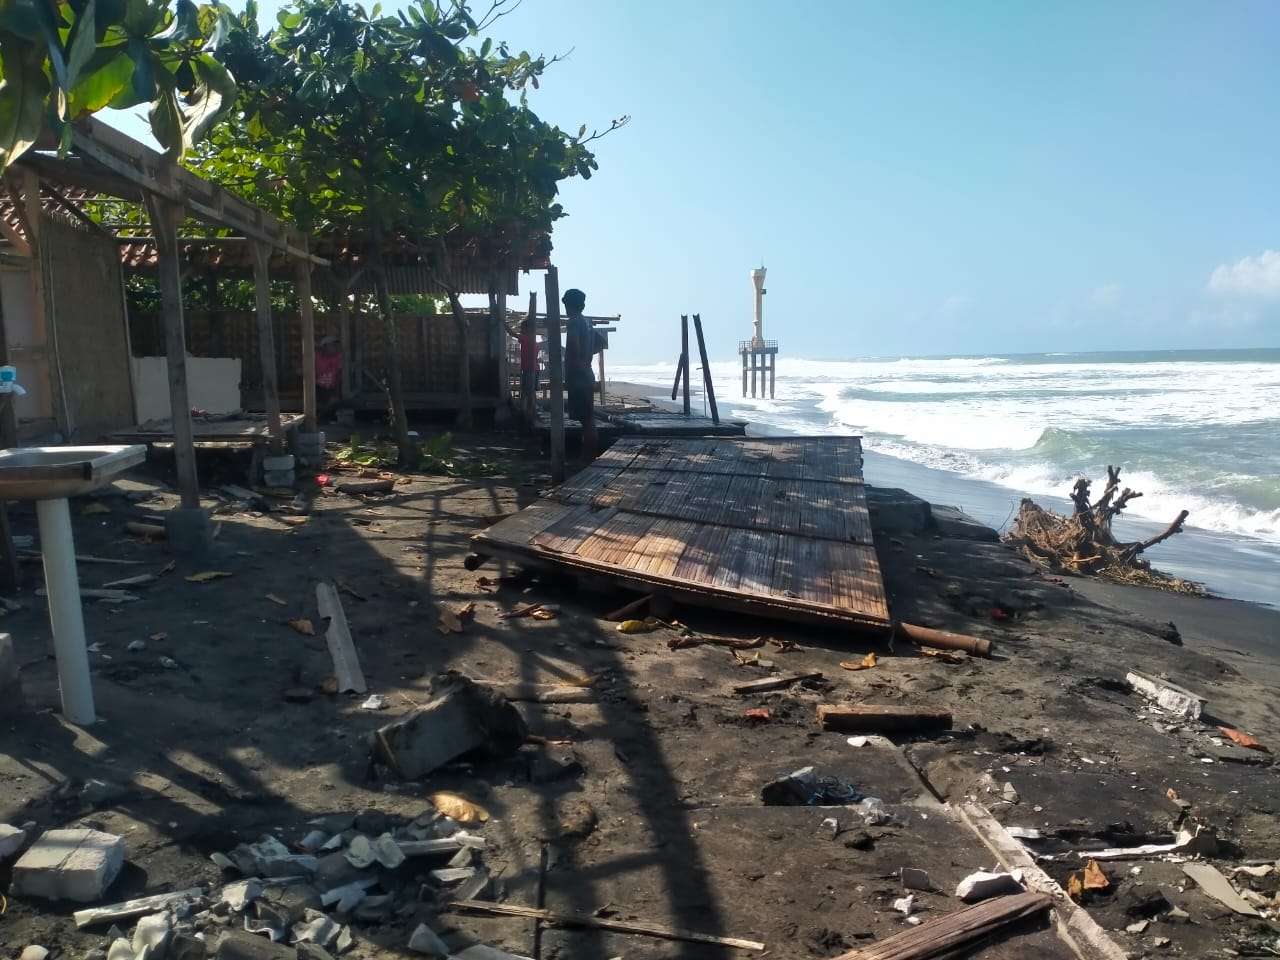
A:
11,828,125,902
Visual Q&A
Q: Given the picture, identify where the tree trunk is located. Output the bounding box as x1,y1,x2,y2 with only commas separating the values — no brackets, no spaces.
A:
366,224,416,465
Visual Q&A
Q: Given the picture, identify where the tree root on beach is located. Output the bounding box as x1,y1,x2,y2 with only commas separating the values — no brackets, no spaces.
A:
1002,465,1204,595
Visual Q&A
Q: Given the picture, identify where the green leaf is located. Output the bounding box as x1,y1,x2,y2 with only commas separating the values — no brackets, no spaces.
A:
64,0,98,88
31,0,70,93
68,47,135,114
277,9,302,29
0,40,49,168
128,36,154,98
148,84,183,158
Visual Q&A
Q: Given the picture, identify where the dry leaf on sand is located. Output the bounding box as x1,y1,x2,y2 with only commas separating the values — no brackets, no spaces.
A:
427,791,489,825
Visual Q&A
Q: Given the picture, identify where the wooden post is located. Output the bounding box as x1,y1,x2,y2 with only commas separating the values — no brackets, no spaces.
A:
680,314,690,415
544,267,565,483
692,313,718,424
769,352,776,398
751,350,758,398
741,350,747,397
597,339,607,407
251,242,284,454
296,257,317,432
671,353,686,402
143,193,200,509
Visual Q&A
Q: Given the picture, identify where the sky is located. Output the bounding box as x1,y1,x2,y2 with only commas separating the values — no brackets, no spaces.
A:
106,0,1280,362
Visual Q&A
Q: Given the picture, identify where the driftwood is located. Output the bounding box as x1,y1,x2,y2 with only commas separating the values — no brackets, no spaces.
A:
1003,465,1200,594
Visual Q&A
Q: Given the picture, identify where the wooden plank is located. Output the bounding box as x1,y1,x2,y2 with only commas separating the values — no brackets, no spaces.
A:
449,899,765,952
252,242,285,455
733,672,824,694
829,892,1051,960
816,704,952,733
316,581,366,694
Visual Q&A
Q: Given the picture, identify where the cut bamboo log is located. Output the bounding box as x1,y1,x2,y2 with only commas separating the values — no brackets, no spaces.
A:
897,622,992,658
337,477,396,495
816,703,952,734
829,892,1051,959
316,581,367,694
124,521,167,539
449,899,765,951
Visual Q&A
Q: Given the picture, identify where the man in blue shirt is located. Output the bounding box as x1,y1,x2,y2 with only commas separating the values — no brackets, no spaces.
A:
562,287,598,464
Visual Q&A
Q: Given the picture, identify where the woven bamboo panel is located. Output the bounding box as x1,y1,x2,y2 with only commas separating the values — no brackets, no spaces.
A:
475,436,889,629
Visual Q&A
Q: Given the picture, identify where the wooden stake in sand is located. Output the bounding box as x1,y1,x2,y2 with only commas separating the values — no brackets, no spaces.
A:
829,892,1051,959
316,581,366,694
449,899,765,951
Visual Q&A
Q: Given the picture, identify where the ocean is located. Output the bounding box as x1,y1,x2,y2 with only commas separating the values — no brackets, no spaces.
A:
609,348,1280,609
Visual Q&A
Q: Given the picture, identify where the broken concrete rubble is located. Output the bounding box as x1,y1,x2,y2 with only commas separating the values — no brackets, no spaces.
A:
373,673,528,780
1125,671,1207,720
0,821,28,859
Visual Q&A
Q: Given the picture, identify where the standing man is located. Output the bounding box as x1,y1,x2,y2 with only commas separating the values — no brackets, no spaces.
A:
315,335,343,423
562,287,599,464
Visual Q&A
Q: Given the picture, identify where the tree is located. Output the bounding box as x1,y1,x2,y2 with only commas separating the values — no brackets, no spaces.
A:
193,0,619,455
0,0,237,170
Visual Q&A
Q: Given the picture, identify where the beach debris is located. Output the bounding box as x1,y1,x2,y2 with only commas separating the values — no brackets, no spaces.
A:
407,924,451,955
816,703,952,734
1218,726,1269,752
955,870,1025,903
471,680,596,704
840,652,878,671
825,892,1052,959
1087,823,1218,860
426,793,490,826
499,601,546,620
1183,862,1261,916
373,674,527,780
316,581,366,695
761,766,862,806
448,899,767,951
898,621,993,658
1125,671,1206,720
1003,465,1198,592
439,601,476,634
745,707,771,721
732,672,823,694
287,617,316,636
20,947,50,960
900,867,932,891
73,888,205,928
360,694,389,711
846,736,869,748
917,646,967,664
185,570,233,583
893,894,915,916
616,617,661,634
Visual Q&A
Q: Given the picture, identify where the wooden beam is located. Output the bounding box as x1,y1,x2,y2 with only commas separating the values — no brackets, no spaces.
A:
143,192,200,509
544,266,565,483
816,703,953,734
296,257,317,432
829,892,1051,960
251,242,285,455
680,313,690,415
692,313,719,424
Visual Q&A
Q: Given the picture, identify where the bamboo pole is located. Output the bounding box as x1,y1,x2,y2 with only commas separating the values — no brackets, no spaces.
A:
680,314,690,415
296,258,317,432
251,242,284,454
544,267,565,483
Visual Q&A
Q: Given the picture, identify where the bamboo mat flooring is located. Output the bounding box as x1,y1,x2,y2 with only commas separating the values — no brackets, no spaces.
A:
474,436,890,629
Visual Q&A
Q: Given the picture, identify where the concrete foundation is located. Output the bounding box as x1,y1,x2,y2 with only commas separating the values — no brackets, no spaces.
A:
164,507,215,556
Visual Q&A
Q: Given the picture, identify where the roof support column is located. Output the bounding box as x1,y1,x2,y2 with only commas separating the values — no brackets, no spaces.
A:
143,192,200,509
544,266,565,483
251,242,285,455
296,257,317,433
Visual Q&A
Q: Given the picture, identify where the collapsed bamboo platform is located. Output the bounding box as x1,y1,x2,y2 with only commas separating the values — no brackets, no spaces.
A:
108,413,305,445
601,409,746,437
474,436,890,629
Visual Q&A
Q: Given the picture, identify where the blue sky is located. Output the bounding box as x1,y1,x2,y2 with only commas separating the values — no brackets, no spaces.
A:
107,0,1280,362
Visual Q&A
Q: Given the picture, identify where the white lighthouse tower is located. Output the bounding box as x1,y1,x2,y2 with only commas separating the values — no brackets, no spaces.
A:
739,265,778,397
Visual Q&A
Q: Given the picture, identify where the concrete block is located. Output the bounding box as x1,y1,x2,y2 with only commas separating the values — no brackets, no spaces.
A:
164,508,214,557
262,470,295,489
930,503,1000,541
0,632,23,715
1126,671,1206,720
12,828,125,902
865,487,932,535
374,675,527,780
0,822,28,859
955,870,1024,903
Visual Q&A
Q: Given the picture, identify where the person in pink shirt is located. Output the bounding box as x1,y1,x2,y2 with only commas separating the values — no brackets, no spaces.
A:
315,336,343,422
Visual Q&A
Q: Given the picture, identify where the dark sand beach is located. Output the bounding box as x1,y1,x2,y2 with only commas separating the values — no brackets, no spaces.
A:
1,410,1277,958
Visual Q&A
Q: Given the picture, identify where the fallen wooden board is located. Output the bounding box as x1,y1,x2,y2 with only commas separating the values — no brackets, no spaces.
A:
449,899,765,951
830,892,1051,959
816,704,952,733
732,672,824,694
316,581,367,694
74,887,205,928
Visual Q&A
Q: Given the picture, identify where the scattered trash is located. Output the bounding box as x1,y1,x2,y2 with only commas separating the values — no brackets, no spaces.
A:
819,817,839,840
744,707,771,721
360,694,390,711
846,736,869,748
149,632,168,642
917,646,967,664
955,870,1025,903
317,581,367,695
839,652,878,672
127,640,146,652
185,570,234,583
1183,862,1261,916
1126,919,1150,934
426,792,490,826
893,894,915,916
287,618,316,636
159,657,179,670
439,601,477,634
1088,823,1218,860
761,766,862,806
732,672,823,694
1218,726,1269,753
616,617,661,634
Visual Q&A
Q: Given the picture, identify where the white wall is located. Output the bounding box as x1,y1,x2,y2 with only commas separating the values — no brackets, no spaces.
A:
132,356,242,424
